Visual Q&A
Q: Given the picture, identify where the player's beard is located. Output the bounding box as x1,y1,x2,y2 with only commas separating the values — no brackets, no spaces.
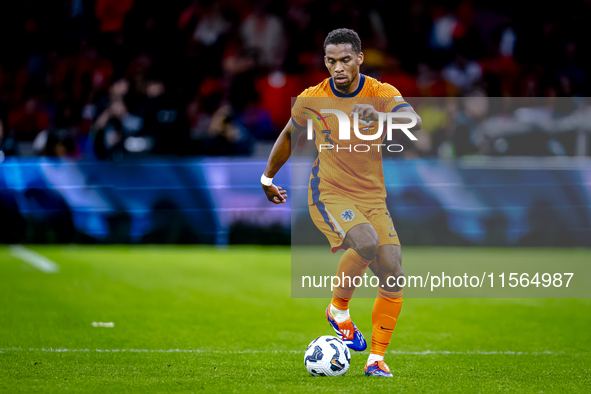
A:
334,76,351,90
335,82,351,90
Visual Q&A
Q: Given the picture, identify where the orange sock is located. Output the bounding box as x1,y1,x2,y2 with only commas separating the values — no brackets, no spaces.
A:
370,287,403,356
331,248,372,310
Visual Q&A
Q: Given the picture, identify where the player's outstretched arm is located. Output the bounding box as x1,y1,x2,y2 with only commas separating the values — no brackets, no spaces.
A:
392,106,422,131
261,120,297,204
350,104,422,131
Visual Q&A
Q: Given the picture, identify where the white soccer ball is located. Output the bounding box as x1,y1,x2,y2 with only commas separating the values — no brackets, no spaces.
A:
304,335,351,376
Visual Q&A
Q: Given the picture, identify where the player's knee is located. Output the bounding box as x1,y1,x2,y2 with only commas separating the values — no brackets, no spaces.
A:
378,268,404,292
345,224,379,261
378,266,404,282
392,256,403,278
377,252,403,282
355,238,379,261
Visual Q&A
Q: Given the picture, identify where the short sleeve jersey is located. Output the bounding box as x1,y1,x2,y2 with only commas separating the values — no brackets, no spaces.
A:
291,74,410,207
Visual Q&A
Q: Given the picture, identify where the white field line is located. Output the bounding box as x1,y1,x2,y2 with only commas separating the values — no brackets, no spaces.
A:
9,245,59,273
0,348,568,356
92,322,115,327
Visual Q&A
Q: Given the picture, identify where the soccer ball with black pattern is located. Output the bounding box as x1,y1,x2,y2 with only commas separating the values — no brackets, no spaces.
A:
304,335,351,376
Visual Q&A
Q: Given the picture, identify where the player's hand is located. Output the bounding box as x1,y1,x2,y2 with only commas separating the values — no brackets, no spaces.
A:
351,104,380,122
262,184,287,204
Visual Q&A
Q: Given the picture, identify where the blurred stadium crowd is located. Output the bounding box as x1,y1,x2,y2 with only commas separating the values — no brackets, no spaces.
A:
0,0,589,159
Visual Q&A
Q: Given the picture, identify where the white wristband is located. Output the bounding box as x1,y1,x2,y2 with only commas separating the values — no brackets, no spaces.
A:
261,174,273,186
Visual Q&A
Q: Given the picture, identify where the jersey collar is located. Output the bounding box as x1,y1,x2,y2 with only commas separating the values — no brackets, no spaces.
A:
329,74,366,98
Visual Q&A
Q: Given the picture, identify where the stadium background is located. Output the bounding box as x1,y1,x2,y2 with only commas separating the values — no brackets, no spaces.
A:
1,2,591,392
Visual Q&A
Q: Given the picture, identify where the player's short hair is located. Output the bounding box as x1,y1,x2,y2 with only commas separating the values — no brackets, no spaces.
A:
323,28,362,54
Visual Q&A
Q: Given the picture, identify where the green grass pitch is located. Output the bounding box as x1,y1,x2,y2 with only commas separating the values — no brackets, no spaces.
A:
1,245,590,393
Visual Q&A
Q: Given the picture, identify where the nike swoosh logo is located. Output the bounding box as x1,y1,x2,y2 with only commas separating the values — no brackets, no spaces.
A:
389,233,397,237
380,326,393,331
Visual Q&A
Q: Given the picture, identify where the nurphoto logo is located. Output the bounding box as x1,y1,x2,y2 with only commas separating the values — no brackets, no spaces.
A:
306,109,418,153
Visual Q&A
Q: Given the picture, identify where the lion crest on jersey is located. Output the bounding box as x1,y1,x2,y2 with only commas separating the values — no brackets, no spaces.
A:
341,209,356,222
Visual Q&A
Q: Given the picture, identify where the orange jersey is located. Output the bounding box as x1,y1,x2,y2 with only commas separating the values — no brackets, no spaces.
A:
291,74,410,207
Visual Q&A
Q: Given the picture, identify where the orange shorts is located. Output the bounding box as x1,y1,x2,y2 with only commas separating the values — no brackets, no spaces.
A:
309,201,401,253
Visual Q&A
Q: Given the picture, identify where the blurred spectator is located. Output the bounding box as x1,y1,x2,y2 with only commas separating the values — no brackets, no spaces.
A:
240,4,286,69
94,100,141,134
95,0,134,33
32,128,80,158
93,100,142,159
255,70,303,131
30,99,86,158
0,0,589,159
205,105,252,155
187,77,223,145
8,98,50,141
556,42,587,96
442,54,483,95
93,77,131,124
184,2,231,48
137,78,187,154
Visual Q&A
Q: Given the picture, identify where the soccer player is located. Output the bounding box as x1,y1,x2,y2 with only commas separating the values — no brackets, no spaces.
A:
261,28,421,377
